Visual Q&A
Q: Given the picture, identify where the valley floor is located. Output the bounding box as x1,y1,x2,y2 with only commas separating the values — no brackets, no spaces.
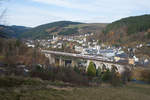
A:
0,77,150,100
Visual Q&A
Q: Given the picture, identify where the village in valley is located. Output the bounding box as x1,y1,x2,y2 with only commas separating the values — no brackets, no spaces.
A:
25,33,150,67
1,0,150,99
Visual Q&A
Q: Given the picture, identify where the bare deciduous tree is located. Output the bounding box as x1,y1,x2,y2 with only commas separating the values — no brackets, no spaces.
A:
0,0,7,24
0,9,7,24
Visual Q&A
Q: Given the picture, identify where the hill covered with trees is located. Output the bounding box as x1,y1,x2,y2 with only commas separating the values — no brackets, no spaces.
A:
97,14,150,46
20,21,107,39
20,21,82,39
104,14,150,34
0,21,107,39
0,25,30,38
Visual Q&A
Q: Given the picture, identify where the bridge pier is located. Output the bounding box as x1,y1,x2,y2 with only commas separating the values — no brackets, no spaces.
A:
59,57,65,67
45,54,56,65
71,60,77,67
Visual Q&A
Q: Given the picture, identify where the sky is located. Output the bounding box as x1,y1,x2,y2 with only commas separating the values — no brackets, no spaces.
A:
0,0,150,27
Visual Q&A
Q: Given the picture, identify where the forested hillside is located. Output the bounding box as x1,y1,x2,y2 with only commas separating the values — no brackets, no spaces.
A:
0,25,30,38
20,21,107,39
104,14,150,35
97,14,150,46
20,21,82,39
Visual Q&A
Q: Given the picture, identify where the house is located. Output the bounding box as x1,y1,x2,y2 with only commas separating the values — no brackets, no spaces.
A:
51,41,56,44
93,42,97,45
83,38,87,42
133,56,139,63
136,44,143,48
75,46,83,53
27,44,35,48
128,58,135,65
99,49,116,57
146,42,150,47
95,45,101,53
82,43,87,47
53,35,58,41
114,53,128,63
57,43,63,49
77,40,84,44
82,48,98,55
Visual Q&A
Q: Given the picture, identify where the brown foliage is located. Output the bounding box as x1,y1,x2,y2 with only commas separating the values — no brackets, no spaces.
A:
0,38,48,66
131,68,150,83
30,66,89,86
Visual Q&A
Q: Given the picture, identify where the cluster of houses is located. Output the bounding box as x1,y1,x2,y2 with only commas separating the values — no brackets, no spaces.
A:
25,34,150,66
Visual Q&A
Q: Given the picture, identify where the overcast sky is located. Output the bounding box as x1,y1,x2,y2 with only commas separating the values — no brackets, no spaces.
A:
0,0,150,27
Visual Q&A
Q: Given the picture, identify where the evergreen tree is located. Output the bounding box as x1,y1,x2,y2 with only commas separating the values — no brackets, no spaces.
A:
96,67,101,77
101,69,111,82
87,61,96,77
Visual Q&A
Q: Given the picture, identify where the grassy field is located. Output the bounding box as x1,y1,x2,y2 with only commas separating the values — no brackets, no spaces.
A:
67,83,150,100
0,76,150,100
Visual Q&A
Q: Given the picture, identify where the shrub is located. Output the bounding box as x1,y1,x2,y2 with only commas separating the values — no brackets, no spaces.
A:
74,66,81,74
0,76,41,87
102,64,107,72
131,68,150,83
30,65,89,86
101,69,112,82
0,76,24,87
30,65,52,80
141,70,150,82
121,67,132,84
56,67,89,86
111,65,122,86
87,62,96,77
96,67,102,77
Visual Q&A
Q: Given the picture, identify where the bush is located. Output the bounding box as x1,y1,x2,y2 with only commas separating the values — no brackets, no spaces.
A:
30,65,53,80
30,65,89,86
141,70,150,82
120,66,132,84
0,76,41,87
110,65,122,86
101,65,122,86
74,66,81,74
131,68,150,83
0,76,24,87
101,69,112,82
87,62,96,77
102,64,107,72
96,67,101,77
111,72,122,86
56,67,89,85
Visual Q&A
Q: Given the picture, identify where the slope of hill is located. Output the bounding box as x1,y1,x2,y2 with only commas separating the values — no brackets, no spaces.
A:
100,14,150,45
0,25,30,38
65,23,107,34
105,14,150,34
20,21,82,39
20,21,108,39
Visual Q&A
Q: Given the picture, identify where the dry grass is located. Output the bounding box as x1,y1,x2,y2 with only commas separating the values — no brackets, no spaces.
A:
0,83,150,100
0,76,150,100
66,83,150,100
131,67,150,82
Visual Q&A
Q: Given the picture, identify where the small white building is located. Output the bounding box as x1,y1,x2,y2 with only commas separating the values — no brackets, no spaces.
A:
83,38,87,42
75,46,83,53
57,43,63,49
133,56,139,63
27,44,35,48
